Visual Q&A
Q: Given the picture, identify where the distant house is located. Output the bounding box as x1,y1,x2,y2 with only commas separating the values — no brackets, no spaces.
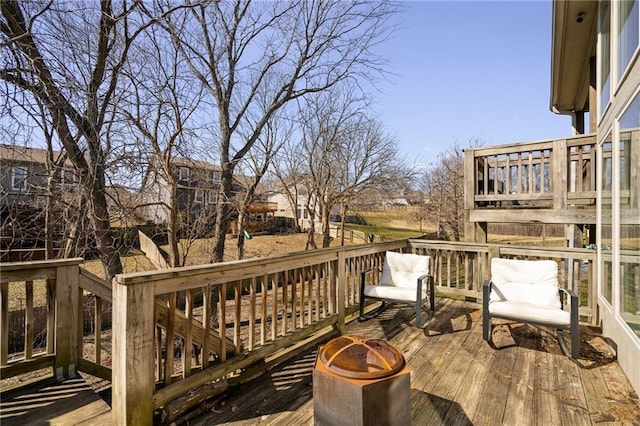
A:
0,144,79,260
140,157,225,225
268,180,321,231
105,185,146,227
0,144,78,209
228,174,277,233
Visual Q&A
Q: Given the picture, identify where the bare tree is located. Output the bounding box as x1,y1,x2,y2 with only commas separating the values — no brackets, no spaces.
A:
0,1,175,278
291,89,411,248
117,23,205,267
158,0,396,262
234,110,292,259
421,140,482,241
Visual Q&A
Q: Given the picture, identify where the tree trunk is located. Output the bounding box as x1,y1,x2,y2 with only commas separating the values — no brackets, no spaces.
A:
339,204,348,246
236,209,246,260
321,205,331,248
88,184,123,280
167,182,181,268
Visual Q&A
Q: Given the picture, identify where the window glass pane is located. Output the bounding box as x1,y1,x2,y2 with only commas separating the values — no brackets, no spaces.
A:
600,135,614,304
600,1,612,116
617,0,639,81
619,92,640,338
12,166,28,190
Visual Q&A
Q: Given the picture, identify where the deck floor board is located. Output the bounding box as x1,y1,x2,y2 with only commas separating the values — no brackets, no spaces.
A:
189,300,640,425
2,299,639,425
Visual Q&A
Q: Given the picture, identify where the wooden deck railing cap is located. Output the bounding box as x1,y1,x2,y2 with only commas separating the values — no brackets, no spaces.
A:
0,257,84,272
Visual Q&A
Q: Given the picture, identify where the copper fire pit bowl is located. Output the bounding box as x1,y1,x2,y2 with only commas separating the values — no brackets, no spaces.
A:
313,335,411,426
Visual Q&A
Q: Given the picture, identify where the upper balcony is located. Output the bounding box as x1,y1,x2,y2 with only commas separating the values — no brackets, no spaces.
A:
464,134,598,225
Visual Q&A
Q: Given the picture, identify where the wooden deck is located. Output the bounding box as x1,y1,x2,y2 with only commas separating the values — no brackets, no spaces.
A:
0,375,111,425
185,298,640,425
2,298,639,425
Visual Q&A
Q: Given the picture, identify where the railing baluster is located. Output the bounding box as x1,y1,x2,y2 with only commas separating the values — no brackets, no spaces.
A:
271,274,277,341
1,281,8,366
234,281,241,355
202,284,211,368
24,280,33,360
314,265,320,322
261,274,267,346
219,283,227,362
164,292,176,386
183,289,193,378
156,325,162,381
308,266,313,325
46,278,55,355
95,296,102,365
281,271,287,336
299,267,305,329
249,276,256,351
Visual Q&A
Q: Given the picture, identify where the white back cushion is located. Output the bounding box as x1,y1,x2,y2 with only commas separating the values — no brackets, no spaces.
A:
490,258,560,308
380,251,430,289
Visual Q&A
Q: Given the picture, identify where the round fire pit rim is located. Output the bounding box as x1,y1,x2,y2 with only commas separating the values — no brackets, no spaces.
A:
317,335,405,380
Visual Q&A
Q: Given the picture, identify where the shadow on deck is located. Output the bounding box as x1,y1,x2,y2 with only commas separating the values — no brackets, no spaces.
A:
0,375,111,425
185,298,640,425
1,298,639,425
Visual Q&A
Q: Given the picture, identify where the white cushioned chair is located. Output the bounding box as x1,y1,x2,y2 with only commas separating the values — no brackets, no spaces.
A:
483,258,580,358
359,251,435,328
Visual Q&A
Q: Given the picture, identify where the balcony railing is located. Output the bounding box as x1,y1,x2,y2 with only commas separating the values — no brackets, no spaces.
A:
464,134,598,224
1,240,600,424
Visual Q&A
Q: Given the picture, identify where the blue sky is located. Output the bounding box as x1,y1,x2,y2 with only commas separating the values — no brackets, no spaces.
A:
371,1,573,165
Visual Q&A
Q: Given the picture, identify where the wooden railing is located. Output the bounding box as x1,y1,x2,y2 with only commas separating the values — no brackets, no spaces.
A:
112,240,406,424
410,239,597,324
464,134,598,223
1,239,599,424
0,258,111,382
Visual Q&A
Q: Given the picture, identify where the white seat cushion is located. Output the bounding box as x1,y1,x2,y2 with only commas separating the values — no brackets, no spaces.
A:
491,258,558,286
363,284,426,303
489,300,571,327
490,258,561,309
380,251,430,289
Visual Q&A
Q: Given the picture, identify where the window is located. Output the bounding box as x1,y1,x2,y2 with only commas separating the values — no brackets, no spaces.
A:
206,190,217,205
618,92,640,338
179,167,190,182
194,189,204,203
11,166,28,191
617,0,639,82
600,1,612,117
297,205,310,219
212,171,221,182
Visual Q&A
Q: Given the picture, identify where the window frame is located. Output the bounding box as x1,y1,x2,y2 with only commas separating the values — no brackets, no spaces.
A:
11,165,28,191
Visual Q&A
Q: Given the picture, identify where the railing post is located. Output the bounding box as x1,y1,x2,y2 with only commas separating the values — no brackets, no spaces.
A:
112,276,155,426
486,246,500,283
552,139,568,210
54,261,81,379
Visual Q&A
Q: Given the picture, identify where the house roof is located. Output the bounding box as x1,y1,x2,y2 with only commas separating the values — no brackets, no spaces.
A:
550,0,598,114
0,143,74,167
171,156,222,172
